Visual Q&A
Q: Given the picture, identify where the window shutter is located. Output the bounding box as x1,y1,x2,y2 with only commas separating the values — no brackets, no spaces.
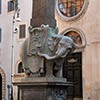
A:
19,24,26,39
8,0,15,12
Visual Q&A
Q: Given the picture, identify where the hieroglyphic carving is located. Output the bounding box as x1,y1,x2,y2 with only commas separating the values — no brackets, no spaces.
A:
31,0,56,27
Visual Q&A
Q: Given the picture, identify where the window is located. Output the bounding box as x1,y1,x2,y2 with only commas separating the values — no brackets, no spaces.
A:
56,0,89,21
58,0,84,17
19,24,26,39
0,29,1,42
66,31,82,46
8,0,15,12
18,62,24,73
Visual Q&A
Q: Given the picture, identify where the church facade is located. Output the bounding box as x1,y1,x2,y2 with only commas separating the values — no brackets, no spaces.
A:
0,0,100,100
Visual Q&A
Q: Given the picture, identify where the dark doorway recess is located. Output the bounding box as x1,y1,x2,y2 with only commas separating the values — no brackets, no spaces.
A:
0,74,2,100
63,52,83,100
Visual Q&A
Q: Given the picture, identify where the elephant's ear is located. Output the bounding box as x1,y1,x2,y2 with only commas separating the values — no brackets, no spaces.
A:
48,36,59,51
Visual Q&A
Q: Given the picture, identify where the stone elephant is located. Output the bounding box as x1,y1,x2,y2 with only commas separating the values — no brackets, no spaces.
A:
38,34,77,77
20,25,77,77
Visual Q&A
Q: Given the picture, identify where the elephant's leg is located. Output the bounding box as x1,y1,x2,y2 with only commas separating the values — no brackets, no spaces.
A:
54,59,64,78
45,60,54,77
39,58,44,74
54,65,63,78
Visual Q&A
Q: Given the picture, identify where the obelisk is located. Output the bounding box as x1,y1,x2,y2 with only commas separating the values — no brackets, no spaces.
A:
31,0,56,28
13,0,72,100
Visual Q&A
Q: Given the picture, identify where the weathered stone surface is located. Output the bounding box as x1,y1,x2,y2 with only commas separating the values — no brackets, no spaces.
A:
31,0,56,27
13,74,68,85
13,0,76,100
19,85,67,100
13,74,72,100
20,25,77,77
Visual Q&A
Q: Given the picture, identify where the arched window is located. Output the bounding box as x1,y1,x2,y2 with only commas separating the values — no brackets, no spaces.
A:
66,31,82,46
58,0,84,17
56,0,89,21
18,62,24,73
0,74,2,100
62,27,86,49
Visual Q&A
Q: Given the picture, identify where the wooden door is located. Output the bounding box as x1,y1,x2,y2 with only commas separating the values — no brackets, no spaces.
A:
63,53,82,100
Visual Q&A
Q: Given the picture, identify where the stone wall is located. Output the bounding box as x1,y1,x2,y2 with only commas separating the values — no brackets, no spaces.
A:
55,0,100,99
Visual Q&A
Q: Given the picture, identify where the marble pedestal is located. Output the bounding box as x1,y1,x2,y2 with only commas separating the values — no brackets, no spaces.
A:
13,74,72,100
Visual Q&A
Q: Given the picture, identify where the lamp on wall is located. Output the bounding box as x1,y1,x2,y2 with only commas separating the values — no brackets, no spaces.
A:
12,7,21,34
15,8,21,22
13,7,21,32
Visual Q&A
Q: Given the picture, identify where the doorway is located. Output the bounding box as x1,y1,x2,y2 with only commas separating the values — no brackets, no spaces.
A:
0,74,2,100
63,52,83,100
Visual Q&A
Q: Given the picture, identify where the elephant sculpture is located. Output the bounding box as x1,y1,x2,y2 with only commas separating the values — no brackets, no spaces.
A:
20,25,77,77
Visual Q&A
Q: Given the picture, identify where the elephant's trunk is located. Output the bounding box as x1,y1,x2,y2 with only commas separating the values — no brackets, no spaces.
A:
55,47,68,58
38,47,68,60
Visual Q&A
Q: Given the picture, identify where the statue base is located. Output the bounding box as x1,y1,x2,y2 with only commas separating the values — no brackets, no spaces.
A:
13,74,72,100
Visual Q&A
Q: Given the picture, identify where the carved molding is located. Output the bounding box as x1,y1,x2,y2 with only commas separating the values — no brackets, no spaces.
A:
55,0,89,21
0,67,6,100
54,89,67,100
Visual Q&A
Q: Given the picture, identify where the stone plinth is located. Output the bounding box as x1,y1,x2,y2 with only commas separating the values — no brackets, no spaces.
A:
13,74,72,100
